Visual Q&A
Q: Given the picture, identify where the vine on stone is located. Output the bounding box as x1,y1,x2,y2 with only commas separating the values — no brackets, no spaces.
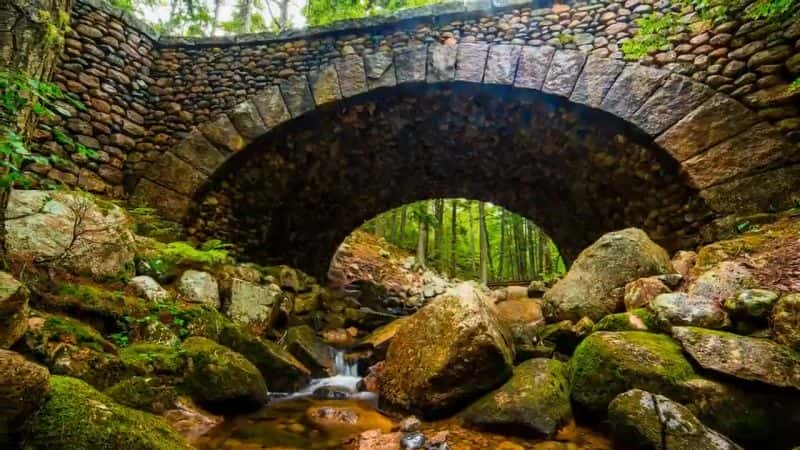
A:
0,70,97,188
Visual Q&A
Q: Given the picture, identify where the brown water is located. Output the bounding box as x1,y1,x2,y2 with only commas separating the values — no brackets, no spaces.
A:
193,396,614,450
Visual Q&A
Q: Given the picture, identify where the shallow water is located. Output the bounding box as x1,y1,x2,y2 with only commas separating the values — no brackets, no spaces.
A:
194,350,613,450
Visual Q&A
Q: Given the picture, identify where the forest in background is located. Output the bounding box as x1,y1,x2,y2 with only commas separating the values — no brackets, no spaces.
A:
359,199,566,284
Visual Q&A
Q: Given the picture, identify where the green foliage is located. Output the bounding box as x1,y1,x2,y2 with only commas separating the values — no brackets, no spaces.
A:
305,0,444,27
109,331,130,347
0,70,96,188
621,12,680,60
161,239,232,266
556,33,574,45
790,77,800,92
362,199,566,282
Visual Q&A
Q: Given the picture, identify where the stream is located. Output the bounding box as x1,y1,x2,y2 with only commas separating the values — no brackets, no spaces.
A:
194,351,614,450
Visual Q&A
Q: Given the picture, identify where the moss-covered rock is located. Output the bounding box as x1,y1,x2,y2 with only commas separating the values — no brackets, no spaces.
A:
220,322,310,392
379,284,514,418
104,376,181,413
39,282,149,326
608,389,742,450
119,343,187,376
569,332,695,413
773,294,800,350
462,358,572,437
182,337,267,413
284,325,334,377
0,350,49,441
592,309,659,332
679,378,800,449
723,289,778,319
543,228,673,322
20,314,129,389
0,272,29,349
182,304,226,341
23,376,190,450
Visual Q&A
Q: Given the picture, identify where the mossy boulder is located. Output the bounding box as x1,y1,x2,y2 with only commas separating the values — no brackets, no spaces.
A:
592,309,659,332
688,261,753,303
0,272,29,349
182,304,227,341
24,376,190,450
225,279,283,334
182,337,267,413
679,378,800,449
20,314,129,389
40,283,148,327
378,284,514,418
119,343,187,376
569,332,695,413
543,228,673,322
672,326,800,390
104,376,181,413
608,389,742,450
773,294,800,350
462,358,572,437
0,350,49,441
284,325,334,377
722,289,778,319
220,322,310,392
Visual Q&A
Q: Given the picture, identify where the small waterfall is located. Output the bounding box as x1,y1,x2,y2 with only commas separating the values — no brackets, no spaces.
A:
333,350,359,377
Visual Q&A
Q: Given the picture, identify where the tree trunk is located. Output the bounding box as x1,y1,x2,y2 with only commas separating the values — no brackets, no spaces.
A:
398,206,407,247
417,208,427,268
211,0,222,35
498,209,506,280
434,199,444,272
450,200,457,277
468,202,476,275
478,201,488,285
242,0,254,33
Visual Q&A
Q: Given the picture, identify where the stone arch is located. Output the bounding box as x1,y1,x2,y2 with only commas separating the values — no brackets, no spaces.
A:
133,43,799,275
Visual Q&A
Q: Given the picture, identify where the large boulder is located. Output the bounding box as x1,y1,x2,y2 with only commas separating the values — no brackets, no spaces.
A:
225,279,284,334
648,293,731,329
608,389,742,450
0,350,49,442
5,190,135,281
181,337,268,412
773,294,800,350
0,272,29,348
672,326,800,390
220,322,311,392
492,298,544,328
284,325,334,377
543,229,673,322
569,332,695,413
679,378,800,449
461,358,572,437
24,376,191,450
378,283,514,417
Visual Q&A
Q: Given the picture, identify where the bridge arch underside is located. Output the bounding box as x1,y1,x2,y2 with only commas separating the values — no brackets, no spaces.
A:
186,83,714,278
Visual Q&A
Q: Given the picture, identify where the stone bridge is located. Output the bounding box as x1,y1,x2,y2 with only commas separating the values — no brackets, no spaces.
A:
24,0,800,276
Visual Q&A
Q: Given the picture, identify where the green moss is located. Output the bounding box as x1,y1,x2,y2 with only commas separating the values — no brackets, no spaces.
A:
31,314,114,353
104,376,181,413
119,343,187,375
569,331,695,413
219,321,310,392
181,337,267,412
24,376,190,450
182,304,226,340
592,309,660,332
49,282,149,322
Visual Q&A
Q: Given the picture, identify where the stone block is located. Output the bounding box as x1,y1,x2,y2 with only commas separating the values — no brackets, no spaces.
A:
336,55,368,98
570,55,626,108
484,44,522,85
364,52,396,89
309,64,342,106
601,64,669,120
455,43,489,82
395,46,428,84
515,46,555,90
199,114,246,153
279,75,315,118
632,74,712,136
427,43,457,82
252,85,291,129
229,100,268,141
543,49,587,97
171,130,226,175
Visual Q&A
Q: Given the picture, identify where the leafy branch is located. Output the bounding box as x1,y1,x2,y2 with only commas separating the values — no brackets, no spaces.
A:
0,70,97,189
